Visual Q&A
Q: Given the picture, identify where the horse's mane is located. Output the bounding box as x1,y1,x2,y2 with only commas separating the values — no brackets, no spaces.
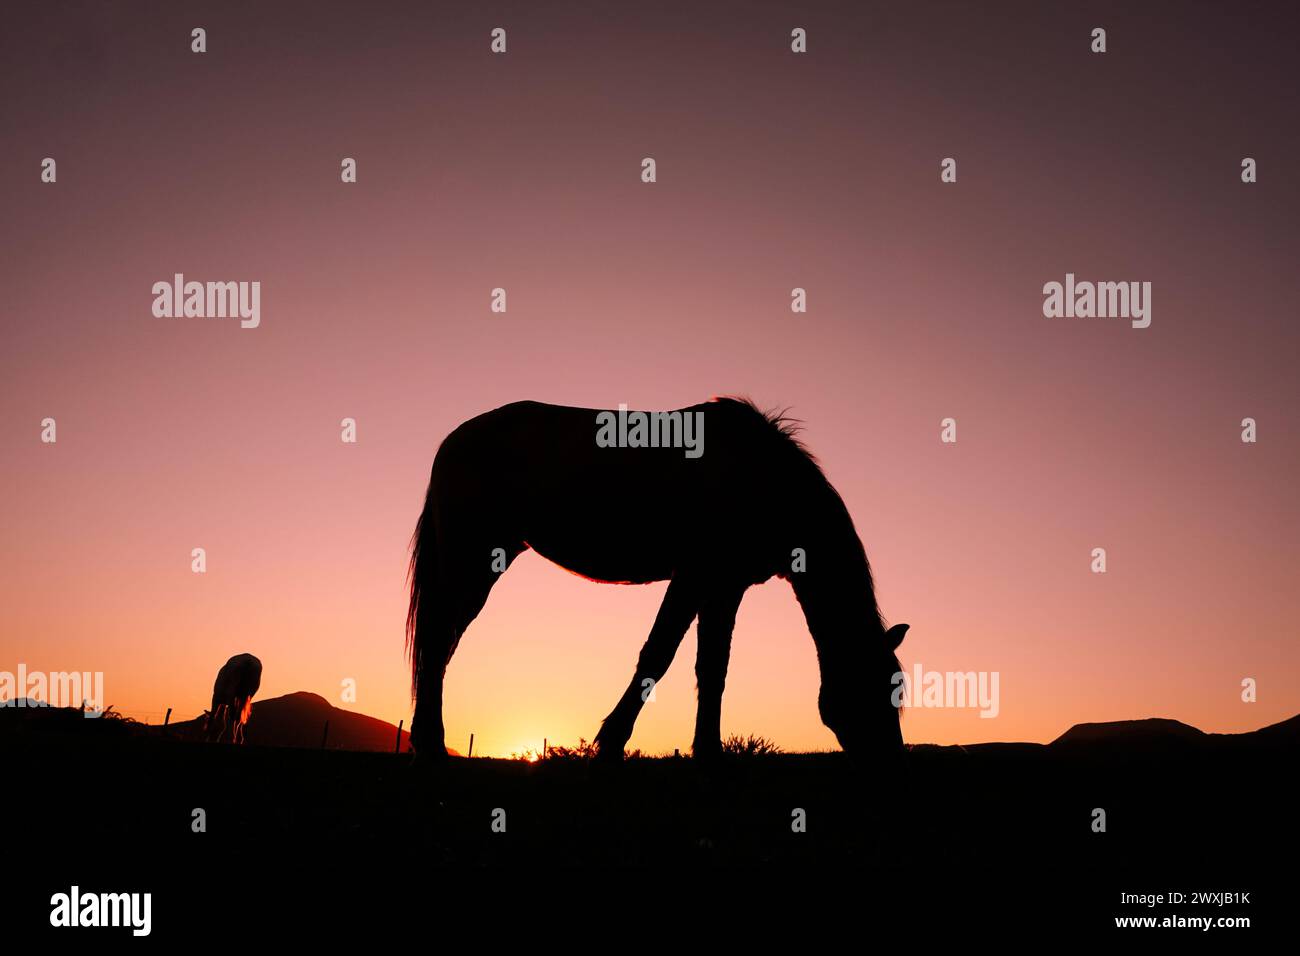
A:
713,395,817,463
713,396,889,635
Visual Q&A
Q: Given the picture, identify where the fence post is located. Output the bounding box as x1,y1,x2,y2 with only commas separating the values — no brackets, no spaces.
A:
543,737,547,761
468,733,474,759
395,719,404,754
320,719,330,749
164,707,172,726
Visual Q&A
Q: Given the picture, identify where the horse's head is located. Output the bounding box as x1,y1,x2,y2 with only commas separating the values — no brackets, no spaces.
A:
818,622,909,754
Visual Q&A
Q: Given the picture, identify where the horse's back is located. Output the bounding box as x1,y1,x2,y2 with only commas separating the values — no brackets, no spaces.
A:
212,653,262,704
425,400,794,583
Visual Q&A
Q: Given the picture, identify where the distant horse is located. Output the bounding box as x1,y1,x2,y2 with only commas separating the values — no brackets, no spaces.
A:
205,653,262,744
406,399,908,760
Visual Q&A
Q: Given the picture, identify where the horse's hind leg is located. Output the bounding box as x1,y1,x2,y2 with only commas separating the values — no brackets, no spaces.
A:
410,537,524,757
691,585,746,760
208,705,227,743
594,575,698,761
233,698,249,745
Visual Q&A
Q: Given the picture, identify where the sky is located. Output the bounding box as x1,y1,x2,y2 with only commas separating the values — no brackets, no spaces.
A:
1,1,1297,756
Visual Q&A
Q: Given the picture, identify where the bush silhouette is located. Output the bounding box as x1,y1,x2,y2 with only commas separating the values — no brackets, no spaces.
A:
721,734,783,757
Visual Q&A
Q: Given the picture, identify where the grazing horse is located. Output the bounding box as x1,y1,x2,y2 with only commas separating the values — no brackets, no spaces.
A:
205,653,262,744
406,398,908,760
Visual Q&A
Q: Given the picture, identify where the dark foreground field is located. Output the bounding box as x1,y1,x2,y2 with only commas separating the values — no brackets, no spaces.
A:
3,709,1294,938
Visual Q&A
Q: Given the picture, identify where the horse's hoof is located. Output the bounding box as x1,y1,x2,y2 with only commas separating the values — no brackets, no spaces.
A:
691,743,723,763
592,739,626,764
407,744,450,768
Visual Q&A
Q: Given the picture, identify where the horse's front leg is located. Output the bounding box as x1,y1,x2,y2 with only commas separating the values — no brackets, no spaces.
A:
594,575,698,761
691,585,746,760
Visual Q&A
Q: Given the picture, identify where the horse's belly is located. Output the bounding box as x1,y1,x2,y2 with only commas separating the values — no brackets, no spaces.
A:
524,531,675,585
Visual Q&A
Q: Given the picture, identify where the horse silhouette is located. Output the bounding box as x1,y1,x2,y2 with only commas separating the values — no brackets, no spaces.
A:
205,653,263,744
406,398,908,760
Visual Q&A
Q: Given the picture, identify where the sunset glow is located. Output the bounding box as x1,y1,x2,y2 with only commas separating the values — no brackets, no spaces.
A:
3,2,1297,757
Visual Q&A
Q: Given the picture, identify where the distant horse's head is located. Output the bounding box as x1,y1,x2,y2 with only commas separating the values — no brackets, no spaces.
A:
818,622,909,755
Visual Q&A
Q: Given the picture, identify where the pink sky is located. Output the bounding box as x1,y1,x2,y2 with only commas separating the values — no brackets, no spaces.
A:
2,1,1297,754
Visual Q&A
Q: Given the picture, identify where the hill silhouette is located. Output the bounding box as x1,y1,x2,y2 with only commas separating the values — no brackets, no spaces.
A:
1049,716,1205,747
167,691,457,754
1239,712,1300,742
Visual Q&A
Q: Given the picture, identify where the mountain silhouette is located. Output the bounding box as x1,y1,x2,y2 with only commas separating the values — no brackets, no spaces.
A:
1050,717,1205,747
1042,714,1300,757
1241,713,1300,742
170,691,455,754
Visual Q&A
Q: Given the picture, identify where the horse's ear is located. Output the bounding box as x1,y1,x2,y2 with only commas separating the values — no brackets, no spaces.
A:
886,623,909,650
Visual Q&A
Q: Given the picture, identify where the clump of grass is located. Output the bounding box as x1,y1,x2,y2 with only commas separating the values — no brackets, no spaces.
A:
537,738,648,761
721,734,783,757
542,738,598,760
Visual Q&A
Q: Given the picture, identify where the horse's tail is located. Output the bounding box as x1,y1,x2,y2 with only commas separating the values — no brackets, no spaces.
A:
405,488,437,702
